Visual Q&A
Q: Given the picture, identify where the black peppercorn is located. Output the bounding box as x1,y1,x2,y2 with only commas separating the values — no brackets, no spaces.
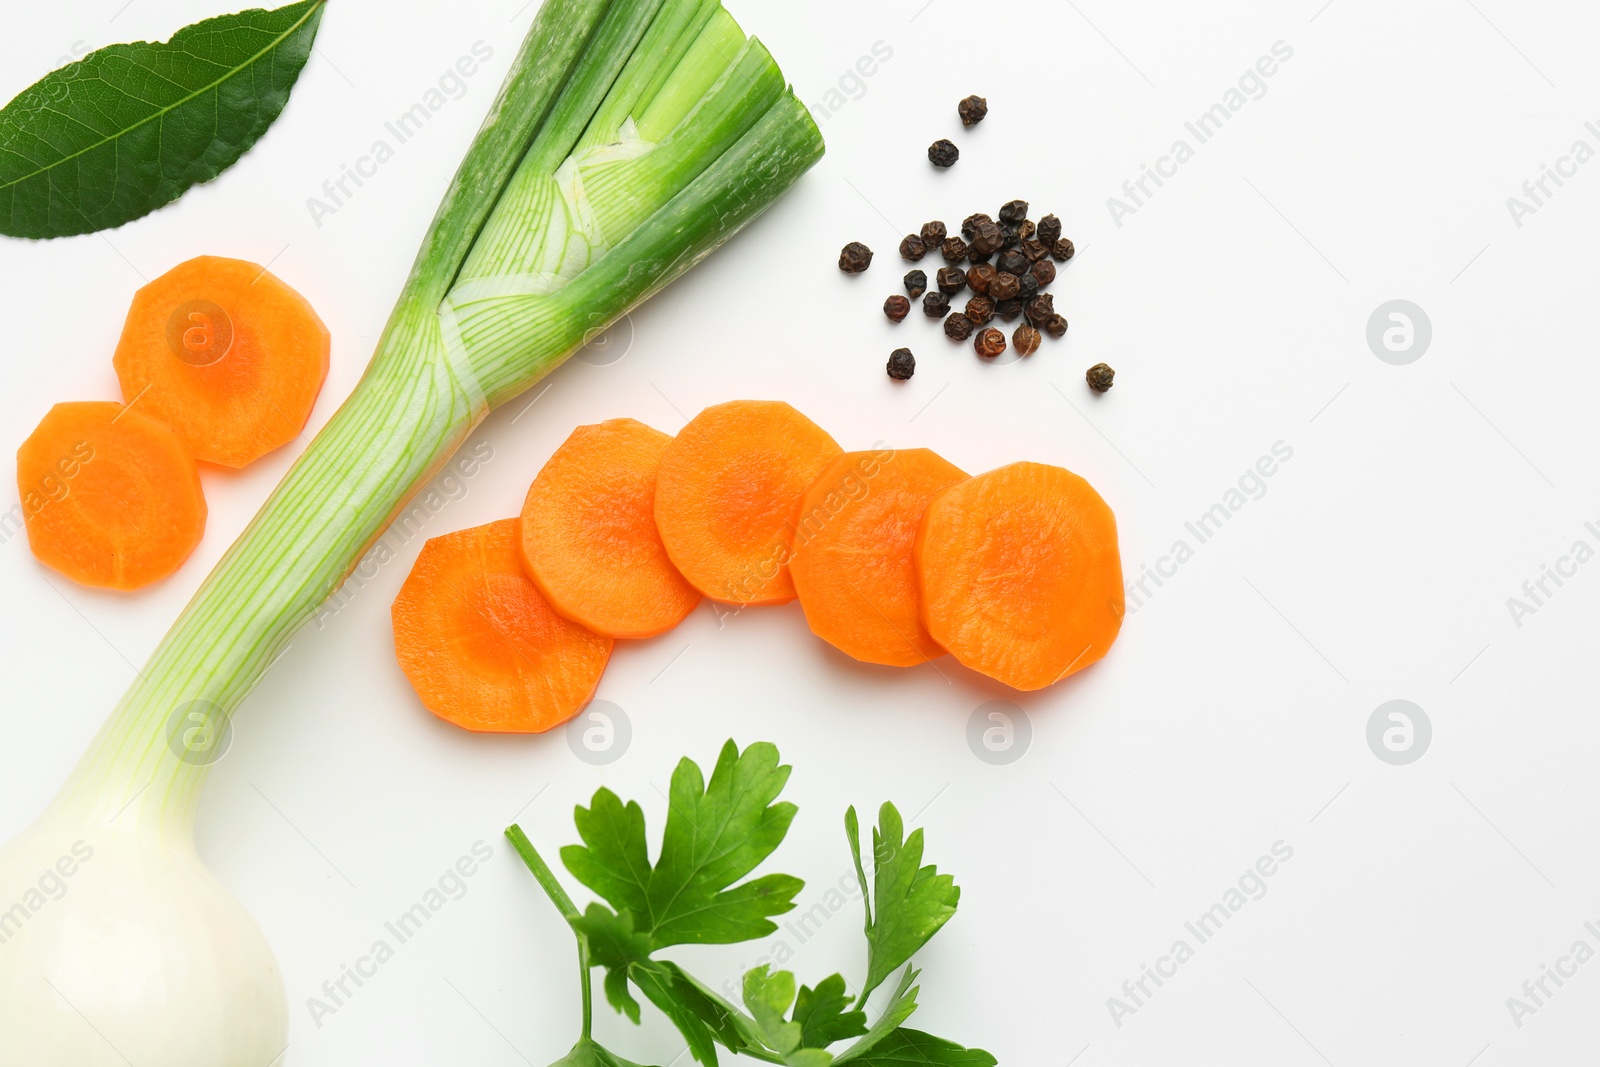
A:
1037,214,1063,245
999,199,1029,223
962,213,992,238
1014,325,1041,356
921,221,947,249
1020,239,1048,263
997,249,1028,277
904,269,927,299
970,218,1005,256
990,272,1020,301
1031,259,1056,287
940,236,968,264
838,242,873,273
884,295,911,322
899,234,926,261
1051,237,1075,262
1025,293,1055,326
928,139,959,168
1086,362,1115,392
1018,219,1036,242
888,348,916,381
967,263,998,294
966,247,993,265
974,328,1007,359
944,313,974,341
965,295,995,325
958,94,988,126
1044,313,1068,338
999,224,1021,250
995,298,1024,321
936,266,967,296
1017,272,1039,300
923,291,950,318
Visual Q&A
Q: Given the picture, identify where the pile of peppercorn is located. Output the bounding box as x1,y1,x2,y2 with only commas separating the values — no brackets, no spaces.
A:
840,199,1075,380
837,96,1114,387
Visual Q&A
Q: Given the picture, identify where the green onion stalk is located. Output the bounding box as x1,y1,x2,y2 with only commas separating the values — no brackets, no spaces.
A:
0,1,822,1062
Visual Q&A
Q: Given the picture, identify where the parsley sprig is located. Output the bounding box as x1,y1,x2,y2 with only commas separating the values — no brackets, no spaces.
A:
505,740,994,1067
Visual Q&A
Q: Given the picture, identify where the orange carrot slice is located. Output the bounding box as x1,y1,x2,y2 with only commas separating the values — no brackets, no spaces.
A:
391,518,613,733
654,400,842,605
790,448,968,667
112,255,330,468
16,400,206,591
520,418,701,639
915,461,1123,690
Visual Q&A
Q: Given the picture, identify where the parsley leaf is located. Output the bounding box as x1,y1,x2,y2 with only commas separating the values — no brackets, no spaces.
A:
793,974,868,1048
563,740,804,948
741,966,868,1067
563,788,653,920
836,1029,996,1067
572,904,654,1023
604,967,642,1026
550,1038,656,1067
743,965,804,1056
653,960,773,1057
632,959,767,1066
630,961,719,1066
650,740,804,945
574,904,655,971
845,804,960,999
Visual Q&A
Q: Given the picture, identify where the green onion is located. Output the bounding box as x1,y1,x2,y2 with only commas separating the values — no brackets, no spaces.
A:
0,2,821,1061
70,0,822,823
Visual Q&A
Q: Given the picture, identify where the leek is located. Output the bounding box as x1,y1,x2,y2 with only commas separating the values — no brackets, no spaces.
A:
0,0,822,1062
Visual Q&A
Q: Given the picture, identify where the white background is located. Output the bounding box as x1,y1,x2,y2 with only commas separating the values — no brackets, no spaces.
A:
3,0,1600,1064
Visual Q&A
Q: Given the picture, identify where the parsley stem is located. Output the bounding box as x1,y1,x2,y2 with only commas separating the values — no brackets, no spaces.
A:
576,929,594,1039
506,824,580,921
505,824,593,1039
